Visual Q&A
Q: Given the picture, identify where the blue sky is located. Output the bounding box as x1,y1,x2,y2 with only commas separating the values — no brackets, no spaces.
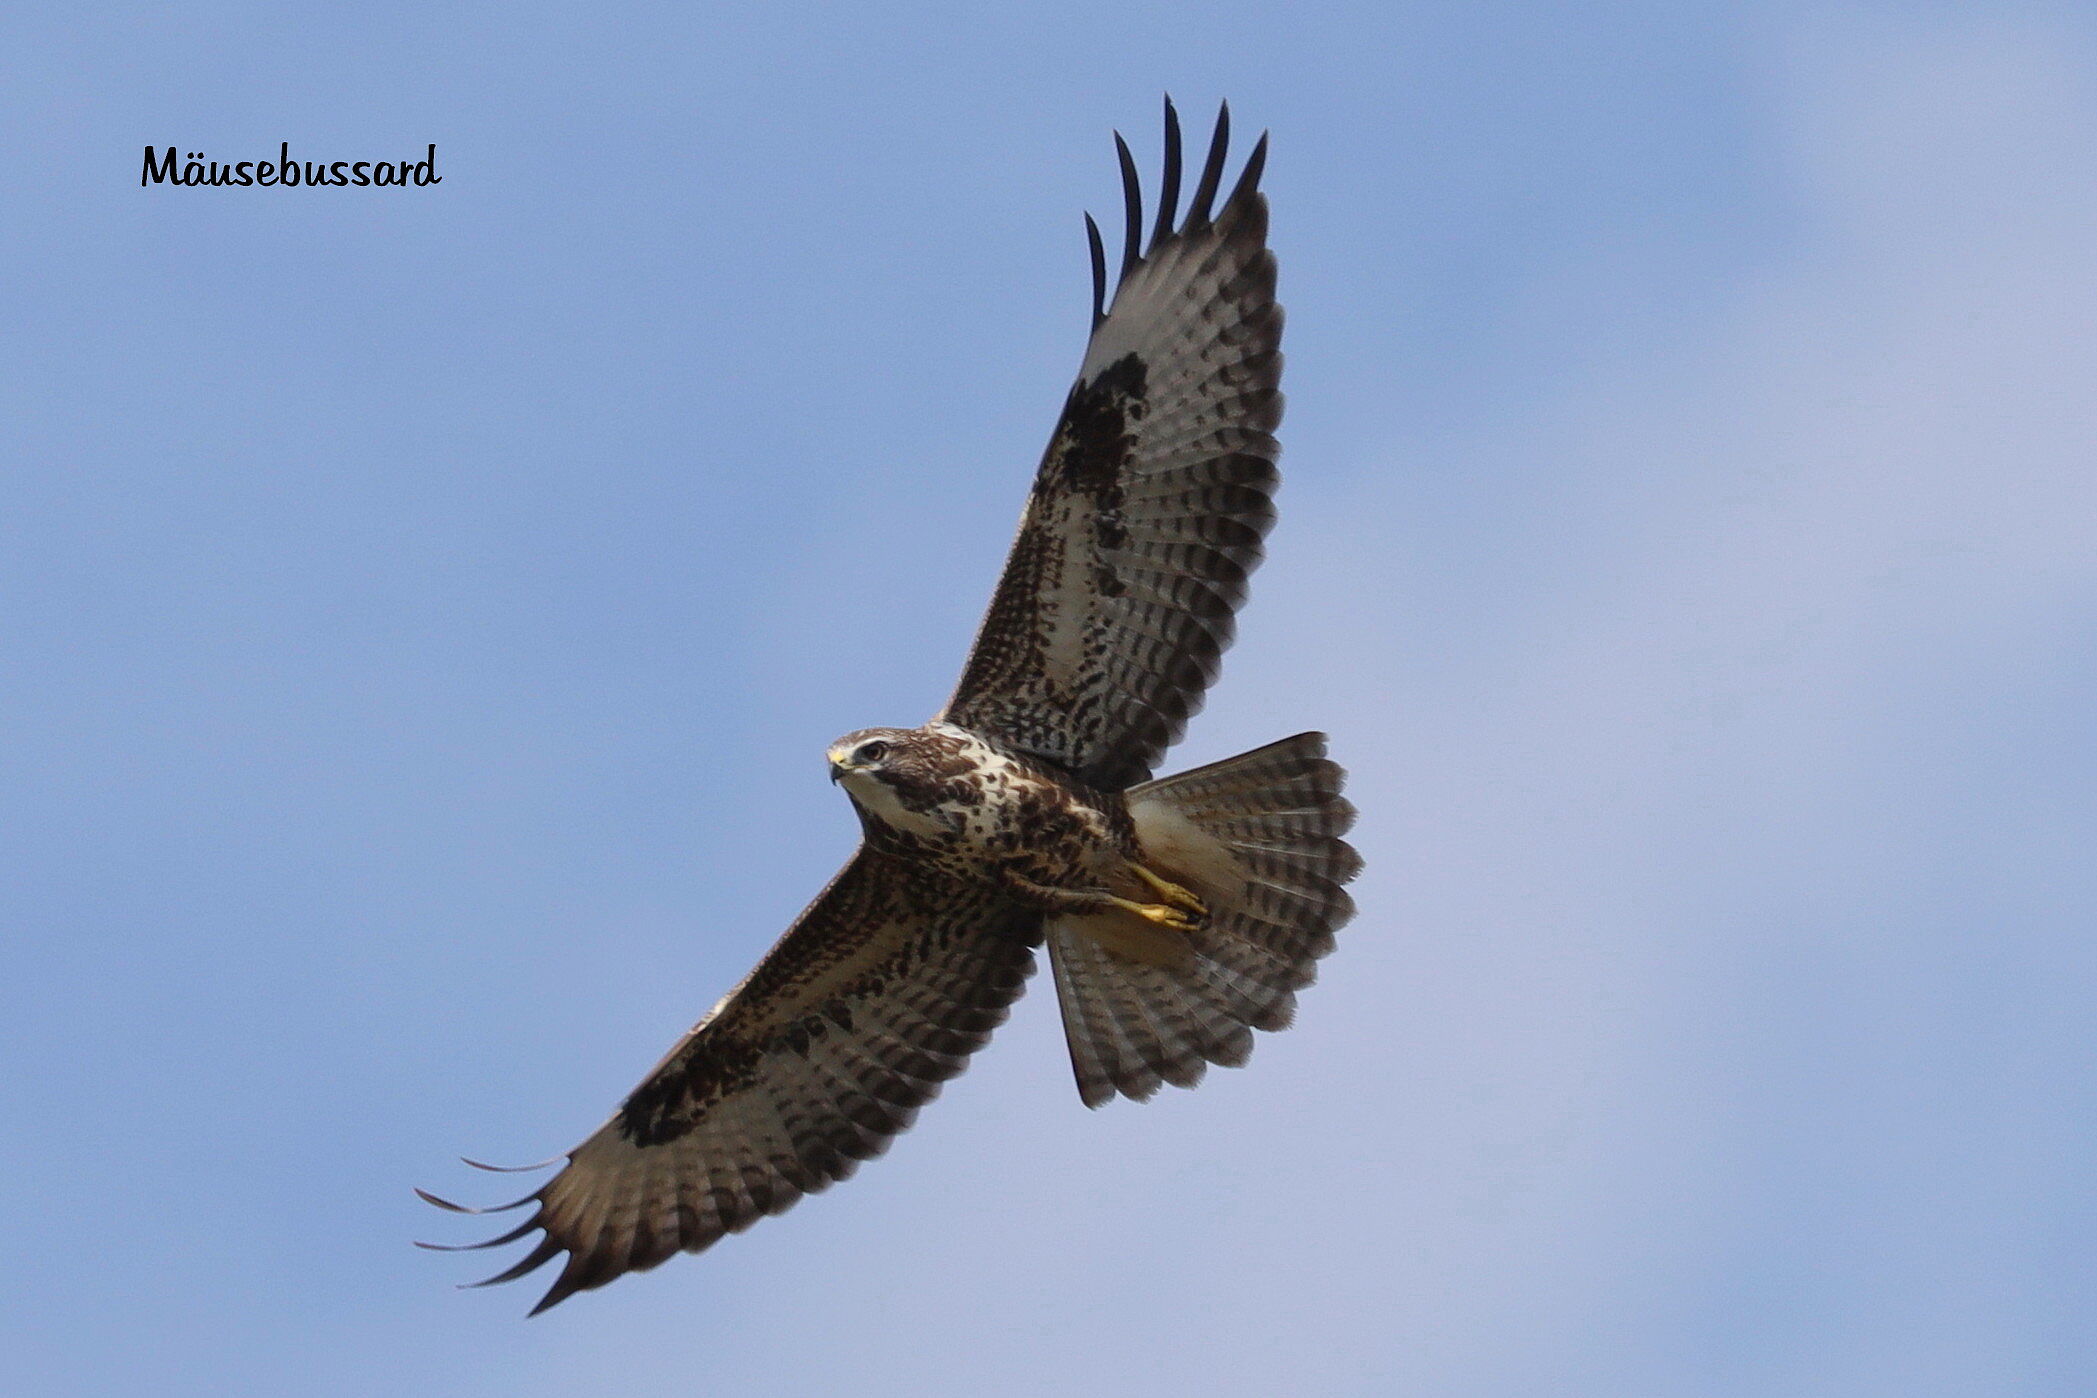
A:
5,3,2094,1394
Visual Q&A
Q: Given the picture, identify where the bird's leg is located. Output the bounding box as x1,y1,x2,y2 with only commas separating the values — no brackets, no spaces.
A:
1104,895,1203,934
1129,863,1207,919
995,866,1205,934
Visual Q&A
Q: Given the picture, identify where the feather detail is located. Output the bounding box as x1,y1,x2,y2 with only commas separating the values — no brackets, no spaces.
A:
943,100,1283,790
1048,734,1359,1106
422,850,1041,1313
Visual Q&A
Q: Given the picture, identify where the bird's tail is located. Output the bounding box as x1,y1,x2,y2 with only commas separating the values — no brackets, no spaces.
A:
1047,732,1361,1107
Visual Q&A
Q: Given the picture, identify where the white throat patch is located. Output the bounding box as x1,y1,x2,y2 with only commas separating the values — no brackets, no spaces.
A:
840,770,952,839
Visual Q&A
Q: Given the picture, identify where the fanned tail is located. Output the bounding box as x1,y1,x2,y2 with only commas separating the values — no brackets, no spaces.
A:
1047,732,1360,1107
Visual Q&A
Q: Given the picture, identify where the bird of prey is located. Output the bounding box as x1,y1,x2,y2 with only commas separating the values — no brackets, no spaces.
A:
420,99,1360,1315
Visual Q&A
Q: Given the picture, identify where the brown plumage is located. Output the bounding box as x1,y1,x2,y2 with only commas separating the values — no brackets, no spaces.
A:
1052,732,1359,1107
944,102,1282,791
420,98,1358,1315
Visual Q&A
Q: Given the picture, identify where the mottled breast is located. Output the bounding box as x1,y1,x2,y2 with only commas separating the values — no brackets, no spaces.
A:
827,721,1125,886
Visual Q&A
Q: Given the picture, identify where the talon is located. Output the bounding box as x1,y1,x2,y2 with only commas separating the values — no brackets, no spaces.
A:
1133,903,1201,933
1107,896,1202,933
1132,864,1207,918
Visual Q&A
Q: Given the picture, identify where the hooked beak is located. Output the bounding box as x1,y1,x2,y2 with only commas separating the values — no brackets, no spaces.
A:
827,746,855,784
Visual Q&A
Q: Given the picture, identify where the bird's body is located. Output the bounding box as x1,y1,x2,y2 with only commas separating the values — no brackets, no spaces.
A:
423,100,1361,1314
829,722,1221,966
827,722,1130,895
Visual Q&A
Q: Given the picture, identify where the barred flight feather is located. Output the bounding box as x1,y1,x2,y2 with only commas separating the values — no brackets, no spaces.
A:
1048,733,1360,1107
421,851,1041,1314
944,99,1285,792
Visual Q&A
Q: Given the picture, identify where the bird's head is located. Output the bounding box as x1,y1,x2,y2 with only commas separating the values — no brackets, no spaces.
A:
826,725,975,839
827,728,910,784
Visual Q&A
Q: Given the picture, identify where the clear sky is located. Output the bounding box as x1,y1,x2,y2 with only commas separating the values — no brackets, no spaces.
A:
5,3,2094,1394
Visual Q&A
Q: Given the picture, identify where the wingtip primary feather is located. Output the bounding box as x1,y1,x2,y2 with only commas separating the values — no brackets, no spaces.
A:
415,1185,536,1215
1112,131,1142,286
461,1153,562,1173
465,1235,565,1292
1188,101,1231,226
1083,212,1107,325
529,1245,621,1315
414,1214,543,1252
529,1277,580,1315
1152,95,1183,249
1228,131,1270,209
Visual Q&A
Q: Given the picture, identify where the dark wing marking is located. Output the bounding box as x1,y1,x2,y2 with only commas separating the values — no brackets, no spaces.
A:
943,99,1283,790
420,849,1041,1314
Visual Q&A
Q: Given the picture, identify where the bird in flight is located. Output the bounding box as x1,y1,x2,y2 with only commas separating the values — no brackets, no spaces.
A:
420,99,1360,1314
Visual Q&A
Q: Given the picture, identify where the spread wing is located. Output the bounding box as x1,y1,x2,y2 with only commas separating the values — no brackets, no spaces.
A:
419,849,1041,1314
942,100,1283,791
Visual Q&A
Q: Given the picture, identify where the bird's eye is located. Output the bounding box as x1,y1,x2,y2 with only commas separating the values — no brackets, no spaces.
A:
855,740,891,764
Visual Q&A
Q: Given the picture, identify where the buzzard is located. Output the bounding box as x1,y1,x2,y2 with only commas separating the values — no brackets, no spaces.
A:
421,99,1360,1314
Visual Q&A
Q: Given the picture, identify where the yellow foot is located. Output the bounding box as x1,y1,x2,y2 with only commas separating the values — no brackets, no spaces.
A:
1131,863,1208,918
1106,895,1204,934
